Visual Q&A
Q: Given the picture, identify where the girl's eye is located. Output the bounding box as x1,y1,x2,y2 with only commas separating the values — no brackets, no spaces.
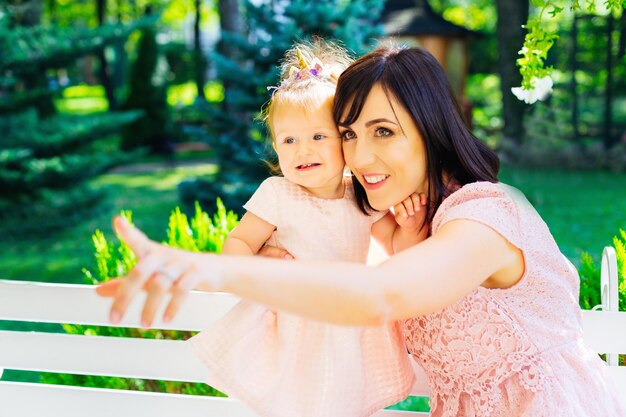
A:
375,127,392,137
313,134,324,141
284,137,295,144
341,130,356,141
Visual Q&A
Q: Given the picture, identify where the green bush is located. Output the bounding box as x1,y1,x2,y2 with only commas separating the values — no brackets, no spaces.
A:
40,199,238,396
579,229,626,311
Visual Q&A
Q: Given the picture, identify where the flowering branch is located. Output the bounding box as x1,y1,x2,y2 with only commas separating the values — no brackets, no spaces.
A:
513,0,625,104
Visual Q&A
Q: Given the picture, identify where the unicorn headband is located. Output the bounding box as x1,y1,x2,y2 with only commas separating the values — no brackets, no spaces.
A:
267,47,332,94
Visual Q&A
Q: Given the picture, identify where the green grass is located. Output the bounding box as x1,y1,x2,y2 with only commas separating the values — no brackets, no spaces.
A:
0,163,217,284
54,82,225,115
500,165,626,264
54,85,109,114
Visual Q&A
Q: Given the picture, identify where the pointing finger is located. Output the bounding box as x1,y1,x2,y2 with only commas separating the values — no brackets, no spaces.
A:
113,216,153,258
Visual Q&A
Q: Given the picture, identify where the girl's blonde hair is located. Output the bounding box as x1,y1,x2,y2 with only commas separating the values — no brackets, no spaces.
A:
261,38,353,141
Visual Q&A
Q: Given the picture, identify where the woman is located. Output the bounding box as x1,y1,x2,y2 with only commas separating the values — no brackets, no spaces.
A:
98,45,625,416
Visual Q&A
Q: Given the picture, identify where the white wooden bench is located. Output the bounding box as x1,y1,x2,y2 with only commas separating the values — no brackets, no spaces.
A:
0,247,624,416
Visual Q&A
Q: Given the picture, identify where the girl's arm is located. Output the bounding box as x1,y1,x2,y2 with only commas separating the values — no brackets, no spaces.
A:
100,215,523,327
222,212,276,256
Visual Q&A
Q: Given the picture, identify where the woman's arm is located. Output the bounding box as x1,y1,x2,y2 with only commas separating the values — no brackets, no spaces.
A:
100,216,523,327
215,218,522,325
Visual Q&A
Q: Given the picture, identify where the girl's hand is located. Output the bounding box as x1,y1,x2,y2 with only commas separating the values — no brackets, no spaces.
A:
392,193,427,232
96,216,220,328
257,245,294,259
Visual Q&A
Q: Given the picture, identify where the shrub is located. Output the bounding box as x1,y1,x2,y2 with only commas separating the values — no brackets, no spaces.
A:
579,229,626,312
40,199,238,396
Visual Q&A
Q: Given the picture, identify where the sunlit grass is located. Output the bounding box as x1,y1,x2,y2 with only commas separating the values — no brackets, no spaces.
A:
167,81,224,106
54,85,108,114
55,82,225,114
500,165,626,264
0,163,217,284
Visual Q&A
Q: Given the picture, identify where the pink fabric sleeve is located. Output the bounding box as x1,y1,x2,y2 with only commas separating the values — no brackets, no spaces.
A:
242,177,281,227
433,182,523,250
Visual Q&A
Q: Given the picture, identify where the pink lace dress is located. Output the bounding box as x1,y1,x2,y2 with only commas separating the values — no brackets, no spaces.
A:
404,181,626,417
188,176,415,417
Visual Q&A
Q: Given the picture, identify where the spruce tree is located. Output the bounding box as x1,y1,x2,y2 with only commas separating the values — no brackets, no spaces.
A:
0,5,148,236
179,0,385,213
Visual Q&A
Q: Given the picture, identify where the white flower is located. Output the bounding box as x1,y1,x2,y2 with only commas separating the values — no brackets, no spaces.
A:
511,76,553,104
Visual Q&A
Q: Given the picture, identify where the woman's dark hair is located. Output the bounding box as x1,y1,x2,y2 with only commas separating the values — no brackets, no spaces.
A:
333,45,499,223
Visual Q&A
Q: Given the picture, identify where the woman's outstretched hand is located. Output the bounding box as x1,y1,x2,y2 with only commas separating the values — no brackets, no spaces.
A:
96,216,220,328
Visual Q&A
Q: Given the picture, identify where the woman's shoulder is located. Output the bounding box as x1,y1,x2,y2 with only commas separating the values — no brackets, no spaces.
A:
440,181,525,209
432,181,526,236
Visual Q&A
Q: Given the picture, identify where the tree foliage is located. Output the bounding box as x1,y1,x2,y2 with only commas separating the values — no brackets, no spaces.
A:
517,0,624,93
180,0,386,212
0,3,146,236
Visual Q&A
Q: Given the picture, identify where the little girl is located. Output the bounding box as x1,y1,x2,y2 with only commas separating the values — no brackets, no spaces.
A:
188,41,424,417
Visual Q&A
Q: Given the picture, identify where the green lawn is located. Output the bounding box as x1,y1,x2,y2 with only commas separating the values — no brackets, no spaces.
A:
500,165,626,264
0,163,217,284
1,164,624,285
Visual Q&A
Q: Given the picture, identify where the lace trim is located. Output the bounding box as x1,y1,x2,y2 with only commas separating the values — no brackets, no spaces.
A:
404,291,549,417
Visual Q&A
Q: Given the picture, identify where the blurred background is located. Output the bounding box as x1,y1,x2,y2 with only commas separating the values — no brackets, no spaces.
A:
0,0,625,409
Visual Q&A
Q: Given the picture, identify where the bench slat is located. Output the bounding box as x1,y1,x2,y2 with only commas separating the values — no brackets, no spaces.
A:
0,330,207,382
0,280,239,331
0,381,258,417
0,329,431,396
0,381,427,416
581,310,626,354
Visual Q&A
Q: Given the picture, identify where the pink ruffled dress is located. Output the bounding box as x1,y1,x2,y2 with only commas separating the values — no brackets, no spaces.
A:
404,181,626,417
189,176,415,417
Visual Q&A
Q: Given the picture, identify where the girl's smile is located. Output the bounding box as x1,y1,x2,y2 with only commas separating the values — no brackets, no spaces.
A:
272,98,345,199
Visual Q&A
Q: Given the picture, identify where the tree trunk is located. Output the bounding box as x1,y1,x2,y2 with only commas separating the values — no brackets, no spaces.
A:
217,0,243,112
13,0,56,116
194,0,206,100
96,0,118,110
495,0,529,147
604,15,614,149
46,0,56,24
571,14,579,144
617,12,626,60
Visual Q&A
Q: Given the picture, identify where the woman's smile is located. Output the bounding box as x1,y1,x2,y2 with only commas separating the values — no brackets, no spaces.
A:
361,173,390,190
340,84,428,210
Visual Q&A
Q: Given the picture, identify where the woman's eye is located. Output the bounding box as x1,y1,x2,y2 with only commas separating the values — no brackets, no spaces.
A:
341,131,356,140
375,127,392,137
313,134,324,141
284,137,295,144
